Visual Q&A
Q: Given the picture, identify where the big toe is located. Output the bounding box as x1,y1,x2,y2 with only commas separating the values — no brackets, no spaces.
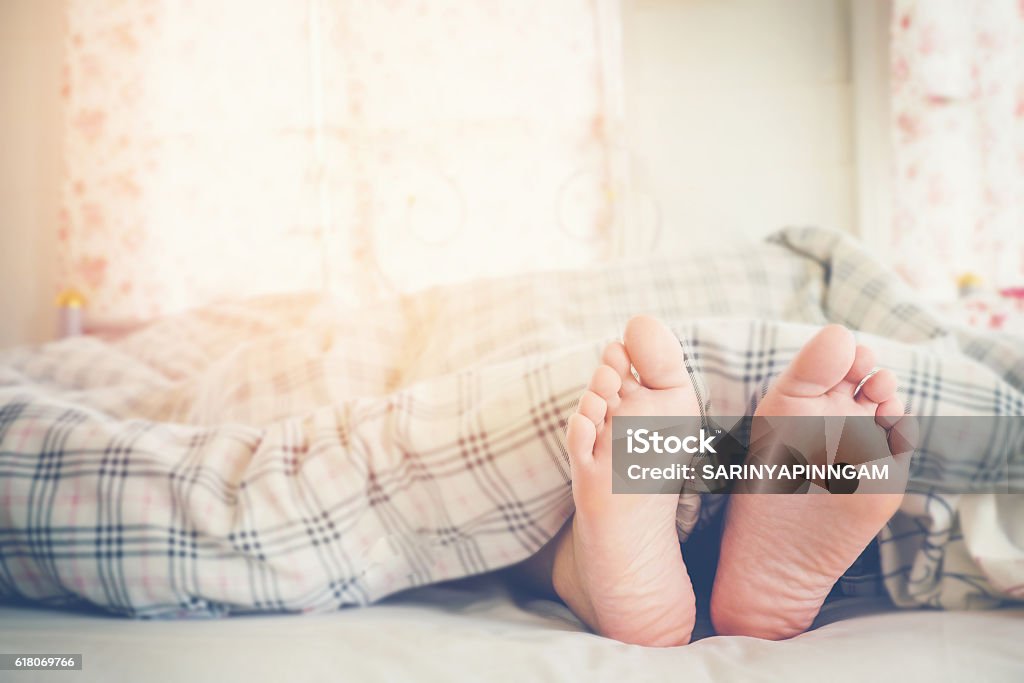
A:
774,324,857,398
622,315,689,390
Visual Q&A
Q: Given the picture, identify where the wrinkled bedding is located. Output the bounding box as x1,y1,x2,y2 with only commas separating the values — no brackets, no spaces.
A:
0,227,1022,617
1,579,1022,683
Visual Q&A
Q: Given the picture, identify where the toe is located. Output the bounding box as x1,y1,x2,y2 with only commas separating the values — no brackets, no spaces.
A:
601,342,631,378
842,345,878,394
886,414,918,458
602,341,640,393
588,365,623,407
577,390,607,426
566,413,598,469
876,398,917,458
875,396,904,422
773,324,856,398
858,368,897,405
622,315,690,390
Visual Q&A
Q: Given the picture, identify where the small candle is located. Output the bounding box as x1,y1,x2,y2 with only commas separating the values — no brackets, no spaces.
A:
55,289,87,338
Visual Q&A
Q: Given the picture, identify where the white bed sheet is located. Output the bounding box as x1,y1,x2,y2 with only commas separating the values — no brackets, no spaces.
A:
1,578,1021,683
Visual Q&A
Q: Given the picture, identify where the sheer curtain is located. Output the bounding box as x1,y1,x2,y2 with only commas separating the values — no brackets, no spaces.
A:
59,0,623,322
890,0,1024,299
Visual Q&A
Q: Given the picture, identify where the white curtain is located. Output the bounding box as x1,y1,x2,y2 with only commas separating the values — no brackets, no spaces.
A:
890,0,1024,299
60,0,623,322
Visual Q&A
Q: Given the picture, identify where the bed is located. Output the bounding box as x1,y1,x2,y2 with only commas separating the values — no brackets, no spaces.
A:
2,578,1022,682
1,228,1022,681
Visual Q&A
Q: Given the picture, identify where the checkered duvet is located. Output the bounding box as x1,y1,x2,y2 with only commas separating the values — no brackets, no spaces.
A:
1,228,1022,617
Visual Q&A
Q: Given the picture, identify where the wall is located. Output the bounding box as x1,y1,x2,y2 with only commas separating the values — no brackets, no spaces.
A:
620,0,857,254
0,0,63,349
0,0,870,347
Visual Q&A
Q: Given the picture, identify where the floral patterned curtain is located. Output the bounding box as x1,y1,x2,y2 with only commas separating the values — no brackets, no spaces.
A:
890,0,1024,300
60,0,621,322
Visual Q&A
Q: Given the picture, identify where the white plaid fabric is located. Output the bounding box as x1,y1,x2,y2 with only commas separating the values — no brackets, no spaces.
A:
1,227,1021,616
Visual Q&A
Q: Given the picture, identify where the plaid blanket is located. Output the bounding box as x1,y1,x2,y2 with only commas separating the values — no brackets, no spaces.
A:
1,228,1022,617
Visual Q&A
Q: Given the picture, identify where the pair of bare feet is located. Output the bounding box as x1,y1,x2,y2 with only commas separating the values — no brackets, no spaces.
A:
547,316,913,646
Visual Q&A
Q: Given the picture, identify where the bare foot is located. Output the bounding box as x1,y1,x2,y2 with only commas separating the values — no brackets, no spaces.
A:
711,324,916,640
551,315,700,647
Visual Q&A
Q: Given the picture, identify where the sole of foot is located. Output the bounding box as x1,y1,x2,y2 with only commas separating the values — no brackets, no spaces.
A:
552,315,700,647
710,324,916,640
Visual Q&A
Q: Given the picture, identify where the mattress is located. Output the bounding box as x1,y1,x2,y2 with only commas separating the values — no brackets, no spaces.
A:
2,577,1021,683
